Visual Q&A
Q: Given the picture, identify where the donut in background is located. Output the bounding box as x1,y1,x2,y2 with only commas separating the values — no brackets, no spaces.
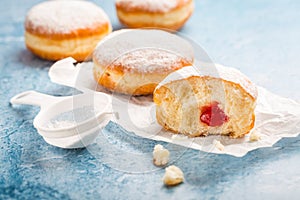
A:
25,0,112,61
115,0,194,30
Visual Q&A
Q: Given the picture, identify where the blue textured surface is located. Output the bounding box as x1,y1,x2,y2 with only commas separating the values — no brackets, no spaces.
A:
1,0,300,199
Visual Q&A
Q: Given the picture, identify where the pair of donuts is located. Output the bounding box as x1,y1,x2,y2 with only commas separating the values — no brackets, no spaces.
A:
93,33,258,138
25,0,194,61
93,29,257,139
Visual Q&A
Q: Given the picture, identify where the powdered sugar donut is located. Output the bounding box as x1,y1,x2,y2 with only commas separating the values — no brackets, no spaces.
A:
115,0,194,30
25,0,112,61
94,48,192,95
93,29,194,96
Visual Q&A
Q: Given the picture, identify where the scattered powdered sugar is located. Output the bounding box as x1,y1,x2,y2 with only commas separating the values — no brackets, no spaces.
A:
112,48,189,73
44,106,98,130
171,134,189,141
116,0,183,13
25,0,110,34
46,120,76,129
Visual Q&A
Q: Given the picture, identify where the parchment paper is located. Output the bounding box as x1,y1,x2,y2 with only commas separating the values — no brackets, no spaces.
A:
49,58,300,157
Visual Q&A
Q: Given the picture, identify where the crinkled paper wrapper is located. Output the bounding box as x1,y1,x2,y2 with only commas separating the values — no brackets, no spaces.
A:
49,58,300,157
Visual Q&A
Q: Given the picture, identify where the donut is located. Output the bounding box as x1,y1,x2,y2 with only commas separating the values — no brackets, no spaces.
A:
93,48,192,95
25,0,112,61
153,64,258,138
93,29,194,96
115,0,194,30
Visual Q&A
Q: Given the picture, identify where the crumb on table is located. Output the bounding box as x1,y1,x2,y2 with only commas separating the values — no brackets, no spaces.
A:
153,144,170,166
163,165,184,186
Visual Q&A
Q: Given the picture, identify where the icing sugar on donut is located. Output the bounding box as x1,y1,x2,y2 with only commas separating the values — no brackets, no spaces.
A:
92,29,194,95
116,0,189,13
112,48,190,73
25,0,110,35
93,29,194,72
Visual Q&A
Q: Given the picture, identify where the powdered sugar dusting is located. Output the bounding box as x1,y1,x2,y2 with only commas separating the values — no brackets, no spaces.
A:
25,0,110,34
46,120,76,129
112,48,189,73
93,29,194,72
116,0,181,13
157,64,258,99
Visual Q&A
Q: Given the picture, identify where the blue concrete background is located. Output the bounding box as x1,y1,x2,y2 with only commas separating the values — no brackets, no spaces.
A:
1,0,300,199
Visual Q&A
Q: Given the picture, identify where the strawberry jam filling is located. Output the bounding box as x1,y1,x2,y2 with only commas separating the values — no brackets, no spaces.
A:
200,102,229,127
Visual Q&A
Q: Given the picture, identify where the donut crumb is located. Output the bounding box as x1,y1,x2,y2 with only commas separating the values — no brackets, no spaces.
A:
213,139,225,151
153,144,170,166
163,165,184,186
249,131,261,142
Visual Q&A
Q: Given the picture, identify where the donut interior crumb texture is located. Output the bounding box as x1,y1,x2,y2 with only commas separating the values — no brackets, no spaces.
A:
154,65,257,138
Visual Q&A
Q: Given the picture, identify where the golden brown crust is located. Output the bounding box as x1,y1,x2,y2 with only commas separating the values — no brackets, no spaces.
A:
116,0,193,14
25,27,111,61
24,0,112,61
25,22,111,40
26,43,90,61
93,49,192,95
93,66,119,93
132,83,158,96
115,0,194,30
116,11,192,31
93,61,181,95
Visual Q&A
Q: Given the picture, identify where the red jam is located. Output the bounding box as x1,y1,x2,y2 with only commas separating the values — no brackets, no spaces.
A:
200,102,229,127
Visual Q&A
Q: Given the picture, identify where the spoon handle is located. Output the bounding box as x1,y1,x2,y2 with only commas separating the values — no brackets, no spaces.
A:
10,90,58,108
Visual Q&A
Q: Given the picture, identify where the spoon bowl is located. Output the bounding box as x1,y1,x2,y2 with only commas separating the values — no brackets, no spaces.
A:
10,90,113,148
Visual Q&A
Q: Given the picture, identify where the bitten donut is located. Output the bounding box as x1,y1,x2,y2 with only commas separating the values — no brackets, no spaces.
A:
25,0,112,61
154,64,258,138
93,48,192,95
115,0,194,30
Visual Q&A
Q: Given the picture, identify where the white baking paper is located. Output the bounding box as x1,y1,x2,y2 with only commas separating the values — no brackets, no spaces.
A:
49,58,300,157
